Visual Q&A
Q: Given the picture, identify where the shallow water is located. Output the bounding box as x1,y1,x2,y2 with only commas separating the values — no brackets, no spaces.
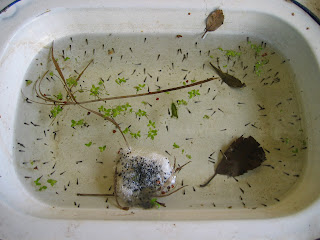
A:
14,33,307,210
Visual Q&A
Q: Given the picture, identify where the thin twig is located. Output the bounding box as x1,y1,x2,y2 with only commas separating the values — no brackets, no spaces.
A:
27,76,219,106
175,161,192,173
66,77,219,105
51,44,77,103
77,104,129,149
77,193,114,196
70,59,94,91
50,44,130,148
114,167,129,210
199,173,217,187
157,185,188,197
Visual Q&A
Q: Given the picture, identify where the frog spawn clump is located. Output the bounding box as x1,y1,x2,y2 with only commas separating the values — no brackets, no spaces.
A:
116,148,176,208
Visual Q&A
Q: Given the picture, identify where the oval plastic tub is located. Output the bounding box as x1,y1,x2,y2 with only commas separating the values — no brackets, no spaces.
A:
0,0,319,239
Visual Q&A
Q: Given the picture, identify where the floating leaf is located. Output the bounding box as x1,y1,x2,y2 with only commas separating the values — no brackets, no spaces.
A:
39,186,47,191
173,142,180,148
47,179,57,186
34,177,41,186
202,9,224,38
210,63,245,88
177,99,187,106
200,136,266,187
147,129,157,140
188,89,200,98
99,145,106,152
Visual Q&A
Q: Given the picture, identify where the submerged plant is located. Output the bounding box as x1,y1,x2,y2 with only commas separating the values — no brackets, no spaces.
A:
25,42,219,210
217,47,241,57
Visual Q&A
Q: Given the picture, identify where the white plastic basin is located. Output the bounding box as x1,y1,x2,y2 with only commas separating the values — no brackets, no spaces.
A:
0,0,319,239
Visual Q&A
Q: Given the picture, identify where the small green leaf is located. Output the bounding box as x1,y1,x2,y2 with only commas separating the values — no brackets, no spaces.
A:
47,179,57,186
55,93,63,100
171,103,178,118
115,77,126,85
203,115,210,119
98,106,106,112
130,131,141,139
66,77,77,87
85,141,92,147
134,84,146,92
99,145,106,152
147,120,156,129
254,59,269,76
186,154,192,159
98,80,104,85
147,129,157,140
90,84,100,96
25,80,33,86
182,149,185,154
226,50,241,57
123,128,130,134
34,177,41,186
217,47,241,57
292,148,299,153
39,186,47,191
173,143,180,148
50,105,63,118
177,99,187,106
249,43,263,54
191,80,197,83
64,57,70,61
150,198,161,208
49,72,54,76
99,103,131,118
188,89,200,99
135,109,147,117
71,119,85,128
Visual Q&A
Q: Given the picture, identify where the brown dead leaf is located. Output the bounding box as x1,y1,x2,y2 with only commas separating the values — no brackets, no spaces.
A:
210,63,245,88
200,136,266,187
202,9,224,38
